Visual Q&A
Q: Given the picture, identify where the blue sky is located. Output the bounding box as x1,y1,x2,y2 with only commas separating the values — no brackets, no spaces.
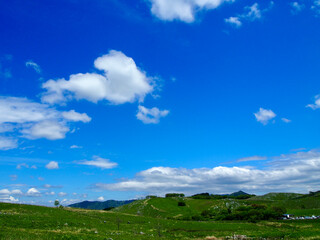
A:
1,0,320,206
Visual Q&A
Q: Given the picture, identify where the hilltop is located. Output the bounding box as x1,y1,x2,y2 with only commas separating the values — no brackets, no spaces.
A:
69,199,135,210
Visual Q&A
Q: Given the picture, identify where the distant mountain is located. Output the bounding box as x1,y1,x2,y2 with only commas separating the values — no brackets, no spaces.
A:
69,199,135,210
228,191,250,197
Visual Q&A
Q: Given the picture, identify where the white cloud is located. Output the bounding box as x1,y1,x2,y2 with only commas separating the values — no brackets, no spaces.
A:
0,189,11,195
22,120,69,140
70,145,82,149
224,16,242,27
254,108,276,125
290,2,304,14
26,60,41,74
77,156,118,169
243,3,262,21
46,161,59,170
95,150,320,195
11,189,23,195
58,192,67,197
136,106,169,124
237,155,267,162
41,50,154,105
97,196,105,201
16,163,37,169
148,0,233,23
306,95,320,110
43,184,62,188
62,110,91,123
26,188,41,197
45,191,55,196
281,118,291,123
0,189,21,203
0,137,17,150
225,2,273,28
0,96,91,143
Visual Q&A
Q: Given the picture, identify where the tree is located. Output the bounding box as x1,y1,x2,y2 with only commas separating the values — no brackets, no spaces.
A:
54,200,59,207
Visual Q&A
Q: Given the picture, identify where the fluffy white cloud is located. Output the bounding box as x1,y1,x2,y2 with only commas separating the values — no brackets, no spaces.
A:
0,195,19,203
95,150,320,195
41,50,154,105
26,188,41,197
46,161,59,170
254,108,276,125
225,16,242,27
97,196,105,201
136,106,169,124
77,156,118,169
0,189,11,195
0,137,17,150
26,60,41,74
62,110,91,123
23,121,69,140
0,96,91,143
306,95,320,110
225,2,273,28
148,0,233,22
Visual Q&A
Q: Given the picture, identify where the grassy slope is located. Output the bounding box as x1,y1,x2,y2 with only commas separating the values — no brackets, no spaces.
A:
113,194,320,219
1,202,320,239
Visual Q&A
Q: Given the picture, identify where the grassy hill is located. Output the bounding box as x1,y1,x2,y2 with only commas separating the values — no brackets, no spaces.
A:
69,199,135,210
250,192,304,201
1,202,320,239
112,193,320,219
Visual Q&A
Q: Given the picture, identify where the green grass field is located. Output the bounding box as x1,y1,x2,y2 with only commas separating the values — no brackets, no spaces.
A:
1,200,320,239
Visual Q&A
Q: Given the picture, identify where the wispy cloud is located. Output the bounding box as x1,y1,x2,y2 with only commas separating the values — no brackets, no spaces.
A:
77,156,118,169
281,118,291,123
306,94,320,110
237,155,267,162
225,2,274,28
136,105,169,124
17,163,37,169
26,60,41,74
70,145,82,149
290,2,305,14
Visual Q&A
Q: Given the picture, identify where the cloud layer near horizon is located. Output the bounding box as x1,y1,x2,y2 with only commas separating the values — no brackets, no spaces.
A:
95,151,320,196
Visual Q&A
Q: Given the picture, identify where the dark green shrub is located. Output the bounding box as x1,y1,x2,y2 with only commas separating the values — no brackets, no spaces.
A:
178,201,186,206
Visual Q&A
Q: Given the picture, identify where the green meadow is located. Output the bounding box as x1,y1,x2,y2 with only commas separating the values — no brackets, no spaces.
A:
1,192,320,239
